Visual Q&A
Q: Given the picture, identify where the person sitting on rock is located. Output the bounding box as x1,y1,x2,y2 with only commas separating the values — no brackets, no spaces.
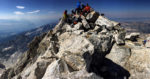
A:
80,4,86,16
71,10,76,16
83,3,91,16
72,15,82,25
81,4,86,10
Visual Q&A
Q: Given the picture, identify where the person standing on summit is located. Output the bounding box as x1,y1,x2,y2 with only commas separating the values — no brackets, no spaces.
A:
63,10,68,22
75,1,82,14
77,1,81,9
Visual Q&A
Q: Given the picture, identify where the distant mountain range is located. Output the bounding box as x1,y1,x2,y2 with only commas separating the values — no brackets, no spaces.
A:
121,21,150,33
0,19,37,35
0,23,56,68
0,19,58,39
110,17,150,22
106,17,150,33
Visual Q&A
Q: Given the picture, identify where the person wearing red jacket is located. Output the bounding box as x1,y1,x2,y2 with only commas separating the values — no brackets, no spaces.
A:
84,4,91,13
82,4,91,16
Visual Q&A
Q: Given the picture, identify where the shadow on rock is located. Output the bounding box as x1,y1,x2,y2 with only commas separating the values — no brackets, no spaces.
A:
83,52,130,79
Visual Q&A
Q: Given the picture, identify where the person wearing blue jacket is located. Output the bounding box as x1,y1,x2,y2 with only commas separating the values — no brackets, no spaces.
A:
75,1,82,14
76,1,81,8
143,40,147,46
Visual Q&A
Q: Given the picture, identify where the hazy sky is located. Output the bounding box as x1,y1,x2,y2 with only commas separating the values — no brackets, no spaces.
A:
0,0,150,33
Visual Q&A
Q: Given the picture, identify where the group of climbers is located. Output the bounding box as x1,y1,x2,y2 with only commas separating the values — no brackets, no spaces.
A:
63,1,92,25
75,1,91,16
61,1,150,49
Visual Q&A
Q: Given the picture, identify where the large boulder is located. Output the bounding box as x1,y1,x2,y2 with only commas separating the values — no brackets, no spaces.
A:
100,28,108,35
88,34,114,55
125,33,140,41
106,40,150,79
126,48,150,79
42,60,68,79
82,19,91,30
58,34,94,56
114,30,126,45
57,35,94,70
66,22,83,32
42,60,103,79
86,11,100,23
95,16,119,30
104,44,131,79
106,44,131,67
86,34,115,73
93,26,102,33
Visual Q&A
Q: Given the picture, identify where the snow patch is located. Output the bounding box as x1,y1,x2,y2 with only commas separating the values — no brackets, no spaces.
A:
36,27,43,32
2,46,13,52
25,32,33,36
25,27,43,36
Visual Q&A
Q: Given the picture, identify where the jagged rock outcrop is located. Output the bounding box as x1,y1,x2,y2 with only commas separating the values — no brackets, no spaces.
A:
0,24,56,72
1,7,150,79
106,41,150,79
0,63,5,77
125,33,140,41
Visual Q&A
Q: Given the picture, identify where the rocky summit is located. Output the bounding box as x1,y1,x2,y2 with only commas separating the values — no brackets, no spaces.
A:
1,7,150,79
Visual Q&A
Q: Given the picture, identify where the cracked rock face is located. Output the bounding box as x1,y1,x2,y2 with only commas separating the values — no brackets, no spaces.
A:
1,7,149,79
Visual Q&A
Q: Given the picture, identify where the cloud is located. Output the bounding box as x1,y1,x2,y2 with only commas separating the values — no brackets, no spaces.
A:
16,6,25,9
27,10,40,14
14,11,24,15
0,12,61,22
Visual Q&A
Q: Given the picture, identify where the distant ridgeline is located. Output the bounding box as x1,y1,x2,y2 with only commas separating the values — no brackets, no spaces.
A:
0,23,56,68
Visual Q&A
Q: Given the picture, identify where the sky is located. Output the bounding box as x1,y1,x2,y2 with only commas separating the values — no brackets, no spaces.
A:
0,0,150,33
